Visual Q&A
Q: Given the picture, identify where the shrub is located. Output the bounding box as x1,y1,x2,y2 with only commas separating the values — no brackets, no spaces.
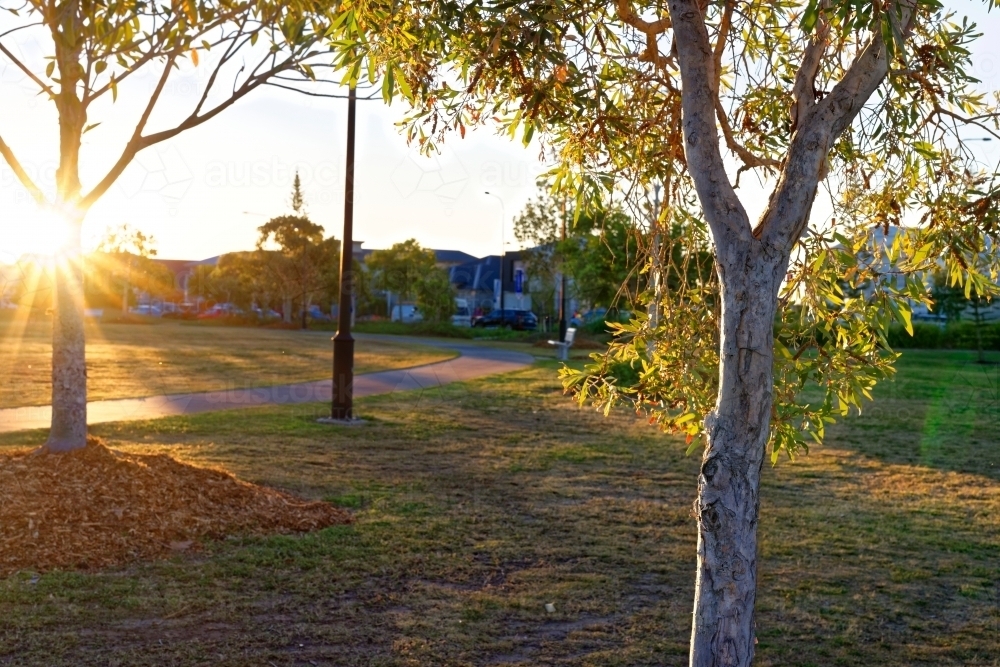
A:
888,322,1000,350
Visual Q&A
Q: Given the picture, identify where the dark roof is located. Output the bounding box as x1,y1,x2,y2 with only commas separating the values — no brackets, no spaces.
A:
449,251,527,291
355,248,480,266
433,249,480,265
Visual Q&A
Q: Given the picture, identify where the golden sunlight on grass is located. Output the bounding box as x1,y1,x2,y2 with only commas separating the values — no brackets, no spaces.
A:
0,317,456,408
0,353,996,665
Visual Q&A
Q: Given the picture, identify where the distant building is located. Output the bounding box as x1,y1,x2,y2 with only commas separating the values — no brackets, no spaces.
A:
449,251,532,313
154,256,221,301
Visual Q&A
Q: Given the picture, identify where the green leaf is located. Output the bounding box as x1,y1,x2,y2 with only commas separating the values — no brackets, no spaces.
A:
800,0,820,33
393,66,412,101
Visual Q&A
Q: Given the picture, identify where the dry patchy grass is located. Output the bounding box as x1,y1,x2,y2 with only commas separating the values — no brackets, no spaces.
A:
0,318,455,408
0,351,996,666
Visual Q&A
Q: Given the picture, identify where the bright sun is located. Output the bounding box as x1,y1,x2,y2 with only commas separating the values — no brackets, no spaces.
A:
0,205,80,261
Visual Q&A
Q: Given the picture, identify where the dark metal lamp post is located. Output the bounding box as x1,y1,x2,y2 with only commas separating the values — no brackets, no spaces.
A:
558,197,567,342
331,84,357,420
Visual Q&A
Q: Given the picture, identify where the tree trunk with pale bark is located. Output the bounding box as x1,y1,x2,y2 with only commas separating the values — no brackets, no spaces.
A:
663,0,910,663
46,222,88,453
688,243,787,666
43,13,89,453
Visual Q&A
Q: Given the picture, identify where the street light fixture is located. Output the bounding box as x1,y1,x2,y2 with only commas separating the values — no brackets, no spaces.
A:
484,191,506,328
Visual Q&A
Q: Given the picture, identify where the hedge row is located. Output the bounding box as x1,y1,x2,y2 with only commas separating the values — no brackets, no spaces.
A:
887,322,1000,350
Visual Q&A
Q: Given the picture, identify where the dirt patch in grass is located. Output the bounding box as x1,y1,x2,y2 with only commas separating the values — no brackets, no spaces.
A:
0,439,350,577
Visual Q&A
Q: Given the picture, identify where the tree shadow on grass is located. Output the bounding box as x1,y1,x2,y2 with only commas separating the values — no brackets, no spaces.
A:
827,349,1000,481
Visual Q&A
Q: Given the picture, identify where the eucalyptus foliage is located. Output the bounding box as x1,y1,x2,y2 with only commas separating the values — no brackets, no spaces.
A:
341,0,1000,462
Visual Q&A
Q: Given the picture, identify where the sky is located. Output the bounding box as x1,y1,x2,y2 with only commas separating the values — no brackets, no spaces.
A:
1,2,999,265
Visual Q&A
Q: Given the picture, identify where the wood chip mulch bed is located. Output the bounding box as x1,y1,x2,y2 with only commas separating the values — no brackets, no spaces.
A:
0,438,351,577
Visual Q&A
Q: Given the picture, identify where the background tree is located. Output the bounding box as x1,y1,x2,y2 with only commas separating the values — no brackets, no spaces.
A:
562,209,644,311
0,0,346,452
187,265,217,308
931,269,969,322
513,190,648,316
350,1,1000,662
415,268,455,322
206,253,260,311
95,224,158,313
366,239,438,306
256,218,338,328
513,192,562,322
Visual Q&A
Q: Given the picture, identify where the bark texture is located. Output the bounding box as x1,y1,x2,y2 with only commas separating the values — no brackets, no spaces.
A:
46,231,88,452
689,243,787,667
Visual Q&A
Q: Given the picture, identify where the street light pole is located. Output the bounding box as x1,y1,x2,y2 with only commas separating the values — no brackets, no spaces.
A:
649,183,662,332
558,196,567,342
331,83,357,420
485,191,505,327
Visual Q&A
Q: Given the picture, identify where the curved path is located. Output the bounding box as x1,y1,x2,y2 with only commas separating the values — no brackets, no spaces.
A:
0,336,534,434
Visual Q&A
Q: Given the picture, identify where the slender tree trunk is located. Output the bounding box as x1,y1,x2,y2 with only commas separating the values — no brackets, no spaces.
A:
46,217,88,452
689,243,786,667
44,11,89,453
283,295,293,323
122,258,131,313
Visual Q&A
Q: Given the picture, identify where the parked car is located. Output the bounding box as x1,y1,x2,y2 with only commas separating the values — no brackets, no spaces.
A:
307,305,332,322
129,304,162,317
472,309,538,331
252,307,282,319
198,303,243,319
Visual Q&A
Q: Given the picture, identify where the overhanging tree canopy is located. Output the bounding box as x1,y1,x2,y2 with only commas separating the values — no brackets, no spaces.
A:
341,0,1000,663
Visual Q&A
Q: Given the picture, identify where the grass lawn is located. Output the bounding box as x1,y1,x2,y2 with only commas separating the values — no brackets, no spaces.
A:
0,350,997,665
0,317,456,408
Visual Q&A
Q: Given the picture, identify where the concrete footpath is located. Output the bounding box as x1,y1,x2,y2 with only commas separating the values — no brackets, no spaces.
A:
0,337,534,434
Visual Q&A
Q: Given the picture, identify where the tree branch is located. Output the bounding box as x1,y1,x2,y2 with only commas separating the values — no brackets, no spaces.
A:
616,0,674,68
665,0,751,245
265,81,380,99
788,22,830,134
715,98,780,171
0,134,48,206
0,41,55,98
79,51,179,209
757,0,918,249
80,51,299,209
713,0,735,95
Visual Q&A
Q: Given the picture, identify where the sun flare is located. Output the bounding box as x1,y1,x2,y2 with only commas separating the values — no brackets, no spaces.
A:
0,205,80,261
